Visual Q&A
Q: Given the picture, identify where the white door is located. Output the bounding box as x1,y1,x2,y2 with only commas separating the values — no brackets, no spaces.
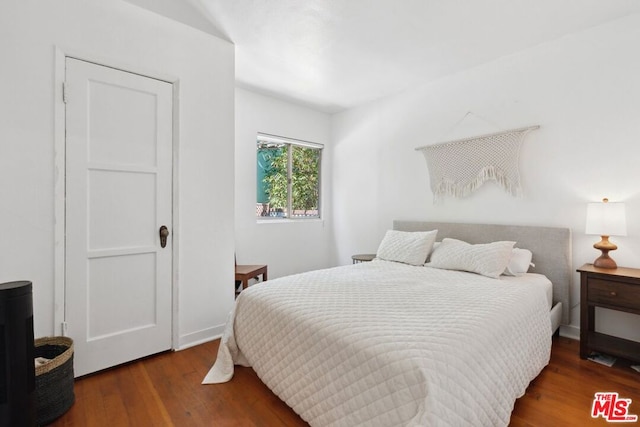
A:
65,58,173,377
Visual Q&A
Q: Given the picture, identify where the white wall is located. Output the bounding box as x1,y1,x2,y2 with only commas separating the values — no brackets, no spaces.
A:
0,0,235,349
235,88,333,279
123,0,229,40
332,14,640,340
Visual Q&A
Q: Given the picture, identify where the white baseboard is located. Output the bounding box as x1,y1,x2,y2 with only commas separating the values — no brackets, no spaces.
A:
559,324,580,341
176,324,225,351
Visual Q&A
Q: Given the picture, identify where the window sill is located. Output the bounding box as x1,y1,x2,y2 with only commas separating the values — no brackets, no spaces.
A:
257,218,324,225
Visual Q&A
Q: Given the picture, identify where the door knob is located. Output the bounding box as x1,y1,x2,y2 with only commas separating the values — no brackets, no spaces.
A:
159,225,169,248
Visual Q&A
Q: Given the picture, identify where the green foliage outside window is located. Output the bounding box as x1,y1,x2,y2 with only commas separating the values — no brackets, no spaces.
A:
291,145,320,212
258,142,320,217
261,145,288,211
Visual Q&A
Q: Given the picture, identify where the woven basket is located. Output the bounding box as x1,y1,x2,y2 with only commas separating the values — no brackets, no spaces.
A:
34,336,75,426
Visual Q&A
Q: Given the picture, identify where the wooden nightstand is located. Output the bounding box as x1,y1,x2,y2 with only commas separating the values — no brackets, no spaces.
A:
351,254,376,264
578,263,640,362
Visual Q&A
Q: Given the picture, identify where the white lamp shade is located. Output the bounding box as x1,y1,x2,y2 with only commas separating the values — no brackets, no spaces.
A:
585,201,627,236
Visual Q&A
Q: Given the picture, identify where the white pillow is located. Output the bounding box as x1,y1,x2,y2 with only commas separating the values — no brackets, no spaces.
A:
376,229,438,266
503,248,534,276
426,241,440,263
426,238,515,278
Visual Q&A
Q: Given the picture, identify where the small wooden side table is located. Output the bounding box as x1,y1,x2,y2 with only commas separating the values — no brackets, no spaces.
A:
235,264,268,297
352,254,376,264
577,263,640,362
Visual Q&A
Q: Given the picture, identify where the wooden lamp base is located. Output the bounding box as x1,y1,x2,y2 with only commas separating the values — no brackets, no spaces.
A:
593,235,618,269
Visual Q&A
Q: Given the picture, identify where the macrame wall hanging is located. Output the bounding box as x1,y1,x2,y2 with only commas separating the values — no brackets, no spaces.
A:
415,125,539,202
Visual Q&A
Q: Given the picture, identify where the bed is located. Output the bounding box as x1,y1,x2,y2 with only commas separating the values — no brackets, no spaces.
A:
204,221,571,426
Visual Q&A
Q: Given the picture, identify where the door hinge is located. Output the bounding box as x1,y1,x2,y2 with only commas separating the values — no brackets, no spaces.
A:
62,82,68,104
61,321,68,336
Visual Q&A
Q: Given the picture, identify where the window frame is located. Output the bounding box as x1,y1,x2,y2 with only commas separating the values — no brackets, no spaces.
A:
257,133,323,221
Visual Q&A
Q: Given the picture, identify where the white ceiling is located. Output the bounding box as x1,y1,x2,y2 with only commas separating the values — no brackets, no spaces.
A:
129,0,640,113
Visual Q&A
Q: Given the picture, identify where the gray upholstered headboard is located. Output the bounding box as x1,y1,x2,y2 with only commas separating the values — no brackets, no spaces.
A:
393,221,572,324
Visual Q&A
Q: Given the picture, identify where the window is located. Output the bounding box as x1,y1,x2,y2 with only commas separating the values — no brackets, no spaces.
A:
256,133,322,219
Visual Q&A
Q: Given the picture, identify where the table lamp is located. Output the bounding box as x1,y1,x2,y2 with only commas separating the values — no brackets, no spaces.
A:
585,198,627,269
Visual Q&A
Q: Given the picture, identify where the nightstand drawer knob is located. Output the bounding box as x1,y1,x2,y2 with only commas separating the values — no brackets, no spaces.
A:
610,291,617,296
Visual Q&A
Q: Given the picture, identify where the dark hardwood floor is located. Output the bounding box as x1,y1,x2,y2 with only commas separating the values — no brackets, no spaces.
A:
50,336,640,426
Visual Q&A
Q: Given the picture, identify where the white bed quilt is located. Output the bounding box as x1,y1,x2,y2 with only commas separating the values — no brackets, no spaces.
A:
204,260,552,426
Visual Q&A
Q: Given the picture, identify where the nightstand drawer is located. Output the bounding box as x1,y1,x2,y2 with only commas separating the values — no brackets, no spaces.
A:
588,278,640,309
